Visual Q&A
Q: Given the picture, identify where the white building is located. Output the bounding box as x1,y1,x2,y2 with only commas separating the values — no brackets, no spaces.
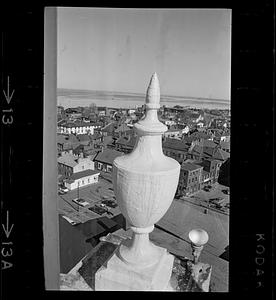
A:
58,153,95,177
58,121,99,135
64,169,100,190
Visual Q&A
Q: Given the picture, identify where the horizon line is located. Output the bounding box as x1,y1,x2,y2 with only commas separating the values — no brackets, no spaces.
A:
57,87,230,103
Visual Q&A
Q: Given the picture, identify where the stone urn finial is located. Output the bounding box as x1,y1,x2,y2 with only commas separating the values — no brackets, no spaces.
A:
113,73,180,268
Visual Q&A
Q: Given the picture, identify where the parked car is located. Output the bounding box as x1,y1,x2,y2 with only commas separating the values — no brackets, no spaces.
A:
72,198,90,207
62,215,78,225
222,189,230,195
102,199,118,208
58,189,66,195
89,205,106,215
59,186,69,193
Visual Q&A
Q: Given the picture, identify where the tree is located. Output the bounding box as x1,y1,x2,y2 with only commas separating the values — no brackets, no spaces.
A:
218,158,230,187
89,102,97,114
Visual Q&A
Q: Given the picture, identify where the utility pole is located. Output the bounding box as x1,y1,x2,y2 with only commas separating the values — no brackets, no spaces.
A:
77,181,80,212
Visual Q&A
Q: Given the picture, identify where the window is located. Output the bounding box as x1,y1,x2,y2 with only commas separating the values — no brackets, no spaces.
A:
82,180,84,185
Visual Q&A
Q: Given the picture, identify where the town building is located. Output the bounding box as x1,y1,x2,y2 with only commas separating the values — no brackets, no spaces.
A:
212,148,230,162
58,121,99,135
64,169,100,191
93,149,124,173
114,123,133,138
199,159,222,184
58,153,95,177
101,122,116,137
163,126,182,139
220,141,230,153
187,139,218,161
115,134,137,154
57,134,80,156
162,138,190,163
177,162,203,195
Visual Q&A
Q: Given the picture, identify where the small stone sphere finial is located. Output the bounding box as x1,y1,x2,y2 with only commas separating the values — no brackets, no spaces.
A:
188,229,209,246
146,72,160,107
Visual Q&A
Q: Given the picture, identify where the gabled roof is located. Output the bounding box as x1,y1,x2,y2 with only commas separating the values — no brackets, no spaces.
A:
66,169,100,181
220,141,230,150
213,148,230,161
90,132,102,140
57,120,67,126
94,149,124,165
102,122,116,133
115,123,131,133
58,154,78,167
57,134,68,144
126,135,137,148
67,134,80,144
203,147,216,158
116,135,137,148
181,162,203,171
116,136,129,146
77,134,91,142
166,126,180,133
162,138,190,152
100,135,114,146
79,140,90,146
190,144,203,156
201,139,217,148
60,121,98,128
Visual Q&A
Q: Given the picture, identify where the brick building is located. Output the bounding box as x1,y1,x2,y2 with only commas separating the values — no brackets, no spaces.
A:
162,138,190,163
93,149,124,173
177,162,203,196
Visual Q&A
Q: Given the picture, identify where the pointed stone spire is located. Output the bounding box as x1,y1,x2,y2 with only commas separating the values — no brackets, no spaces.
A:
146,72,160,107
135,72,166,134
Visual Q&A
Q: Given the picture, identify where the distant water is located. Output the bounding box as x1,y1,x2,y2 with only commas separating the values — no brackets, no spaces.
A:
57,89,230,110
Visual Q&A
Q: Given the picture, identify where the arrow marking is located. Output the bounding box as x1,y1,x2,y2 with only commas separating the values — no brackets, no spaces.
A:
3,76,15,105
2,210,14,239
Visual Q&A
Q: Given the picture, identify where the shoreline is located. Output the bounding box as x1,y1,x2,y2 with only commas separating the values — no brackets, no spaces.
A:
57,95,230,111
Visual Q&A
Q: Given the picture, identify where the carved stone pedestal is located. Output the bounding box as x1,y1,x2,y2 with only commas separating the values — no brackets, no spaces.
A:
95,244,174,291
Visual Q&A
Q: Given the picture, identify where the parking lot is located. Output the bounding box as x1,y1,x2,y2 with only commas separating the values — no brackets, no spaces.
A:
178,183,230,215
58,175,121,224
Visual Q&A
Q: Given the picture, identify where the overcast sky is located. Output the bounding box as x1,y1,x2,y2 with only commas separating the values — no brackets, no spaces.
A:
57,8,231,100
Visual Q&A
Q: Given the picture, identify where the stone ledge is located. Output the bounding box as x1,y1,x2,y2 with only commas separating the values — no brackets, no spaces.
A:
60,232,212,292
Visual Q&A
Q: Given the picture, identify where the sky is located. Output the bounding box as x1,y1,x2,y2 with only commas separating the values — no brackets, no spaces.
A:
57,8,231,100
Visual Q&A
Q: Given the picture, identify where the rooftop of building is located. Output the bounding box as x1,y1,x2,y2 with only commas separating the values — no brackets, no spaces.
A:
77,134,91,142
66,169,100,182
101,122,116,133
94,149,124,165
114,123,131,133
220,141,230,149
213,148,230,161
181,162,203,171
58,153,78,167
116,134,137,147
163,138,190,151
60,121,98,128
